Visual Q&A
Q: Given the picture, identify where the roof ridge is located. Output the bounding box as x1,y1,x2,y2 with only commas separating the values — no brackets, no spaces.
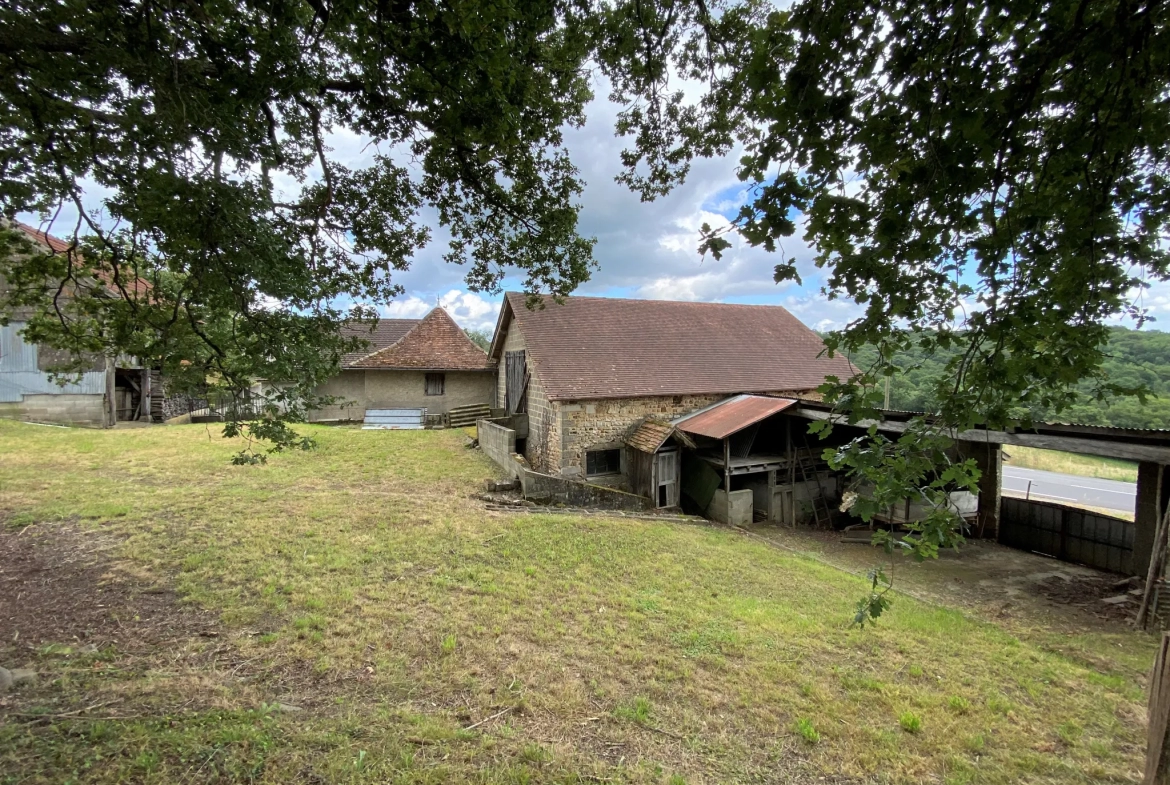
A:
350,306,493,370
504,290,804,311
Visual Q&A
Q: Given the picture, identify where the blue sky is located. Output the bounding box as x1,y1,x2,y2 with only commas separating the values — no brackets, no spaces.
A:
19,75,1170,335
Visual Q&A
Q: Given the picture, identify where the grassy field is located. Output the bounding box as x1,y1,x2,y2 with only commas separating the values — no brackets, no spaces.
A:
0,421,1157,784
1003,445,1139,483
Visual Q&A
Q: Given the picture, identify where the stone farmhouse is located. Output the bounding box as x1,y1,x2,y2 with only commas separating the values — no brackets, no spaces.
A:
486,292,855,483
308,306,494,423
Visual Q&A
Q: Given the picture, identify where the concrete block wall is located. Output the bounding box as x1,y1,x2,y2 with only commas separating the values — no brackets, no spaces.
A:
477,418,520,478
0,393,106,426
309,369,495,421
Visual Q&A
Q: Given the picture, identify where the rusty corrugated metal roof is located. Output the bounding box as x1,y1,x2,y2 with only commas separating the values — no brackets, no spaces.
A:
675,395,797,440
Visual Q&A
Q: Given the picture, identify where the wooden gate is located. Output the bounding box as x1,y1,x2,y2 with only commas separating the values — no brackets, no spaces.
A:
654,449,680,508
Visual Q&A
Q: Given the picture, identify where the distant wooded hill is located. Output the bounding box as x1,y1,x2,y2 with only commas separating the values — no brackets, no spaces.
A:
841,327,1170,430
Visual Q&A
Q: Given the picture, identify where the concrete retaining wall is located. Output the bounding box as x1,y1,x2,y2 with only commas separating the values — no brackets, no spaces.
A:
478,418,520,479
519,470,653,512
476,417,651,510
0,393,106,426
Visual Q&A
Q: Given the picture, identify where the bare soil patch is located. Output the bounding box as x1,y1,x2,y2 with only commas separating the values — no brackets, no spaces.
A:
0,521,218,659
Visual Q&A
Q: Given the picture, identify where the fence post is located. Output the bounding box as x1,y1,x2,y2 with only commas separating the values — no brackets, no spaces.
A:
1147,632,1170,784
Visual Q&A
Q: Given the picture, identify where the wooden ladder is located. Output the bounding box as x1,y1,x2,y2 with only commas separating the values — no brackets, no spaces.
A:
794,439,833,528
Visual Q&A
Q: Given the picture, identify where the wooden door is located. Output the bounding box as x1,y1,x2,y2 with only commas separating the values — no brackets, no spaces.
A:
505,350,526,413
655,449,679,508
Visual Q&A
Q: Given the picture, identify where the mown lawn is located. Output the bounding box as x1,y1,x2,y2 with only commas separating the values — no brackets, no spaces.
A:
0,421,1157,784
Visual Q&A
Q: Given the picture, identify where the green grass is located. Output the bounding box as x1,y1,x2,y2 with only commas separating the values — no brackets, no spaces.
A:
1003,444,1138,483
0,420,1157,784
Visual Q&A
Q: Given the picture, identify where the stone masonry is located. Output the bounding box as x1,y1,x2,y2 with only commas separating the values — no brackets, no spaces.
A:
541,389,818,478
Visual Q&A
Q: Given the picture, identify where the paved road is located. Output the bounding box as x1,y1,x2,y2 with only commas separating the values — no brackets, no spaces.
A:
1001,466,1136,513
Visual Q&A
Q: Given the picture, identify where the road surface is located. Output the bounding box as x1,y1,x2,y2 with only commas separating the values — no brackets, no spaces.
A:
1001,466,1136,513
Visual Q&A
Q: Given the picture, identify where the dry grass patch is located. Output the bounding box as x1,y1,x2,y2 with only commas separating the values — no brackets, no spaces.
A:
1004,445,1139,483
0,421,1157,784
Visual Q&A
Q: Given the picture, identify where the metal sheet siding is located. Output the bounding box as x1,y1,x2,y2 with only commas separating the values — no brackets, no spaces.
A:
675,395,797,440
0,322,106,402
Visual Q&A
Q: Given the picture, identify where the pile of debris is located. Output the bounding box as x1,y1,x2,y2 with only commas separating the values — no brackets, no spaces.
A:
1034,573,1151,623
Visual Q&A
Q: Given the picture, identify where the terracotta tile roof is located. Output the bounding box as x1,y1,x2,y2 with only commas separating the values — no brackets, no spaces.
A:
492,293,857,401
674,395,797,439
340,318,420,367
351,307,493,371
11,220,152,298
627,418,695,453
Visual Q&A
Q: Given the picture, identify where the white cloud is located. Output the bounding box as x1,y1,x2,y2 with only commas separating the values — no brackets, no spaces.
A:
378,289,501,332
378,296,433,320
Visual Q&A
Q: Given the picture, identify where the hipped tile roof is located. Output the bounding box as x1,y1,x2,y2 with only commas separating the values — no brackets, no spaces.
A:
350,307,493,371
340,319,420,366
492,293,857,401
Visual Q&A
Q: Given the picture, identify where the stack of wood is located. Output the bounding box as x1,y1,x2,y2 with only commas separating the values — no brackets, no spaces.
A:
449,403,491,429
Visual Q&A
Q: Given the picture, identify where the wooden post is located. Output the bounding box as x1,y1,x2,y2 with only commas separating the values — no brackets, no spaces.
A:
1138,506,1170,630
1147,632,1170,784
140,365,151,422
723,436,732,509
104,356,116,427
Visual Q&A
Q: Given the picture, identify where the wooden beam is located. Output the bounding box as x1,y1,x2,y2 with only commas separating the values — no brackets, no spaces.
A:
794,408,1170,464
104,356,116,427
140,366,151,422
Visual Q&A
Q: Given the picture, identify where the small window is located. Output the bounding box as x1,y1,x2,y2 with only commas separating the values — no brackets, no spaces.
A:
425,373,445,396
586,448,621,477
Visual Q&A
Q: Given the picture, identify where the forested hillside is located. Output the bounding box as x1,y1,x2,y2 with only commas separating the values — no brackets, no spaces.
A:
843,327,1170,429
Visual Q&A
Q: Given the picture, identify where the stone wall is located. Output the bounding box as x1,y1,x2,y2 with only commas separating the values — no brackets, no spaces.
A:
309,369,495,421
519,469,653,511
554,389,818,478
0,393,106,426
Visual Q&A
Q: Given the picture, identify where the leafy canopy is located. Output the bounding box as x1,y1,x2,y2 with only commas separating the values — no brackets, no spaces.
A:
600,0,1170,617
0,0,601,446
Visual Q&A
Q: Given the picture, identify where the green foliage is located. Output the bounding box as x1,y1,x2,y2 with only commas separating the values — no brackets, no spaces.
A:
899,712,923,734
0,0,600,454
846,326,1170,430
603,0,1170,619
794,717,820,744
947,696,970,715
464,328,493,351
853,567,893,628
614,696,653,725
440,634,457,655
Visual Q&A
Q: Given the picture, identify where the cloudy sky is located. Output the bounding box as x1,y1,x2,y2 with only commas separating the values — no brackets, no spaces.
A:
20,74,1170,335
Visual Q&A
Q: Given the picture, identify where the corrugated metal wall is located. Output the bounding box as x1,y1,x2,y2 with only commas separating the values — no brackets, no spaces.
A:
0,321,106,402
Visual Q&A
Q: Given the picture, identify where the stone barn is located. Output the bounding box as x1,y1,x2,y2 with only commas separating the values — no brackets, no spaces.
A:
486,292,855,485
